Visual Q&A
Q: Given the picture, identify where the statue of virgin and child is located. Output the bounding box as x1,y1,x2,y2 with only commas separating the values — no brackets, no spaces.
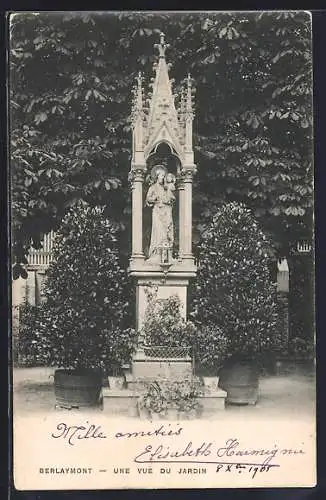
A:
145,164,176,263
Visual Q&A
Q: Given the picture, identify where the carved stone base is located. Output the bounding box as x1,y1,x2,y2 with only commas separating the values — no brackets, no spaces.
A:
131,355,192,385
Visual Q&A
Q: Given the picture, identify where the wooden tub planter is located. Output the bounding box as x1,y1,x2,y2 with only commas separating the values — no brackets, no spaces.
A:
54,369,103,409
218,359,259,405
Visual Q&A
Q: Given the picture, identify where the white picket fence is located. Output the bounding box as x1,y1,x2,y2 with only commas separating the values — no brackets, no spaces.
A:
27,231,55,267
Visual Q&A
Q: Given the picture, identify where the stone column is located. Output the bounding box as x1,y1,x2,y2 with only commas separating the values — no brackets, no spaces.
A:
130,168,145,259
183,171,193,258
178,179,185,258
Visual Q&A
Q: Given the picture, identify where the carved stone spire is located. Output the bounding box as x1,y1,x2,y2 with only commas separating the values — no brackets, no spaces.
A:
143,32,181,158
130,32,196,169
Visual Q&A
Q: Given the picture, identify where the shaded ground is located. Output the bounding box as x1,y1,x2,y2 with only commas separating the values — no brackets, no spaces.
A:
12,366,315,420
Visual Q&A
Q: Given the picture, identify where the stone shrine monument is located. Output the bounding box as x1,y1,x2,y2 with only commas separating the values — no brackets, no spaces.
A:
104,33,226,412
128,32,197,331
128,32,196,382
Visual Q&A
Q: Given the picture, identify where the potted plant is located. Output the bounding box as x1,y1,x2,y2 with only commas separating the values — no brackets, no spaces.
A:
19,202,134,408
190,202,282,405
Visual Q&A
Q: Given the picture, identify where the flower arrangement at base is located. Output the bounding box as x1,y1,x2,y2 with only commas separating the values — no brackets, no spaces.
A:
138,381,168,419
137,378,204,420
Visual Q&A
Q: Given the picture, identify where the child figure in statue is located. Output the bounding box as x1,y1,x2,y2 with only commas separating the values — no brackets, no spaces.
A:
146,165,175,262
165,172,176,194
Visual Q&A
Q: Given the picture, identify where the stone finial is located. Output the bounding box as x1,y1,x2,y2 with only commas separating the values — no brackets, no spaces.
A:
154,31,170,59
131,71,145,127
185,73,194,118
179,87,186,111
135,71,143,109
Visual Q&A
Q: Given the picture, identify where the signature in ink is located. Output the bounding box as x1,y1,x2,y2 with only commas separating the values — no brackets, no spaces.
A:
133,439,282,466
134,441,280,479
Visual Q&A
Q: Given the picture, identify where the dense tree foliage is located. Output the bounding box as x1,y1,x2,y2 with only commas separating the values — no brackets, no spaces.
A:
10,11,313,276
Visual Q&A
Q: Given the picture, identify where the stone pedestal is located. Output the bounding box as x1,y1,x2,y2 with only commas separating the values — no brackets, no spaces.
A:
129,259,196,330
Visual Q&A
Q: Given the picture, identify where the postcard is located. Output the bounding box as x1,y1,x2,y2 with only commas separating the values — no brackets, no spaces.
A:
10,10,316,490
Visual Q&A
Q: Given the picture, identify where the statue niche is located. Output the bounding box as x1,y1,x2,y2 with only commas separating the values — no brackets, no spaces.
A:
144,141,180,265
145,165,176,264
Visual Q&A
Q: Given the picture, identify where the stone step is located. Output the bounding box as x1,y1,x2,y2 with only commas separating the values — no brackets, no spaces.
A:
102,388,139,417
102,386,227,418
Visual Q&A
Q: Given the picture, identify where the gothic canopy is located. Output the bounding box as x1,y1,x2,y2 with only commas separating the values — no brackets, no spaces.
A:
131,32,196,170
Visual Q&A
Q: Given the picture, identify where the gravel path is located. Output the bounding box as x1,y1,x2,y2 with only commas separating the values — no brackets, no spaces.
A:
11,366,315,419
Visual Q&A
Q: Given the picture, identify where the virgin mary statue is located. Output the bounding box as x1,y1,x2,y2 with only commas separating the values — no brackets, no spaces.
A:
145,165,175,261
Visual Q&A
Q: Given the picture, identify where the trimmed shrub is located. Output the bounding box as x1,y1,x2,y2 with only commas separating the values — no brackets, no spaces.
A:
18,202,136,372
189,202,282,361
